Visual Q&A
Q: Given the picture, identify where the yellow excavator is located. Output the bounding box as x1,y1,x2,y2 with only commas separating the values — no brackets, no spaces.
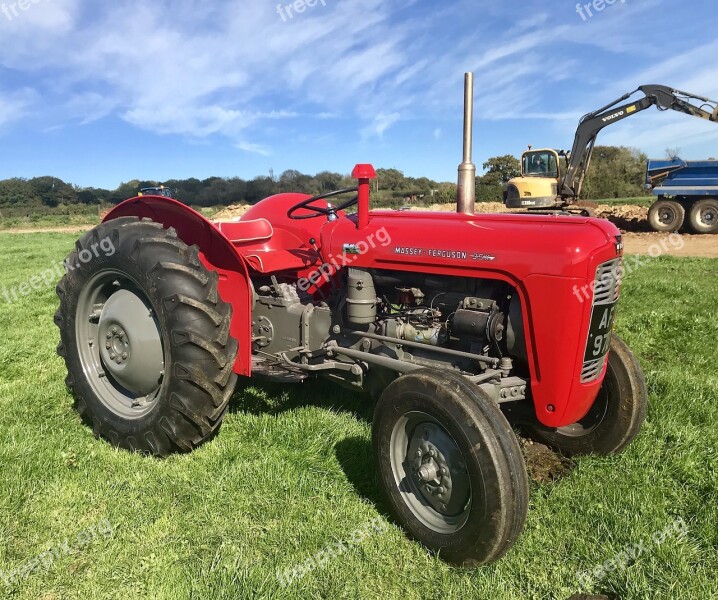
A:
504,85,718,210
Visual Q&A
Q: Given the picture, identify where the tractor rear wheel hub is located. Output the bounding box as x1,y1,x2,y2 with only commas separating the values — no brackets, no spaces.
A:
98,289,163,397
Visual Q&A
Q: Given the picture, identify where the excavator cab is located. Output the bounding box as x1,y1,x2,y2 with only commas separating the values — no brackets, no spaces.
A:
505,148,564,208
523,150,560,177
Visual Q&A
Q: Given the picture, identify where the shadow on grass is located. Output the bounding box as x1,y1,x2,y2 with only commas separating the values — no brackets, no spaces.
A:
228,377,392,515
227,375,375,423
334,435,392,517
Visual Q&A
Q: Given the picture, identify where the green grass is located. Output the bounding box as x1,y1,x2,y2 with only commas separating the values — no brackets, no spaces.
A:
0,206,218,230
0,213,102,230
0,233,716,599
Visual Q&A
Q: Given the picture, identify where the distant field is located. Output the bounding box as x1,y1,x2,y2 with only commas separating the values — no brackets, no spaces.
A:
0,199,655,231
0,233,716,599
0,206,219,230
0,213,101,230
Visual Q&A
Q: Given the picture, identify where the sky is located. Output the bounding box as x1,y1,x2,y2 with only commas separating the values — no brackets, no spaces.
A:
0,0,717,189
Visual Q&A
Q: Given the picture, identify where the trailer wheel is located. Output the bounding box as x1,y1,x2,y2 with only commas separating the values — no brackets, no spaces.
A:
527,336,647,456
687,198,718,234
373,369,528,566
647,199,685,232
55,217,239,457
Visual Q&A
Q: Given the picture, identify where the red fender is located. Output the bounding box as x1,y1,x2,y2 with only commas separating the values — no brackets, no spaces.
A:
104,196,253,376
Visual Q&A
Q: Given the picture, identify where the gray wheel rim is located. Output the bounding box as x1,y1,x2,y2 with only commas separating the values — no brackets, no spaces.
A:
658,206,677,225
698,205,717,226
389,411,471,534
75,269,165,419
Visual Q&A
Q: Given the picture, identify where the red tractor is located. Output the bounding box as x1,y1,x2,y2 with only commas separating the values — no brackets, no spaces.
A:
55,78,647,567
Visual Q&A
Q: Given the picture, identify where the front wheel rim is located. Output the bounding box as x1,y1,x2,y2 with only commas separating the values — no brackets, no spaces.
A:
389,411,472,534
75,270,165,419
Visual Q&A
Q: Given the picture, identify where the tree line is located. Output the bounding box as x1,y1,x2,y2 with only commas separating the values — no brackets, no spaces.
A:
0,145,650,211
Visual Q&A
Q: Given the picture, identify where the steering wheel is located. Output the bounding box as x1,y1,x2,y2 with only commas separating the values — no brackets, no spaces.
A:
287,187,358,220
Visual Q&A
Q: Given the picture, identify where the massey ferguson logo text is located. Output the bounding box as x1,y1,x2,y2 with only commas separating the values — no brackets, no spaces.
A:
602,110,624,123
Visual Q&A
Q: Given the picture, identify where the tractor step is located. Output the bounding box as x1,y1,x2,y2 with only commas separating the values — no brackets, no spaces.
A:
251,356,309,383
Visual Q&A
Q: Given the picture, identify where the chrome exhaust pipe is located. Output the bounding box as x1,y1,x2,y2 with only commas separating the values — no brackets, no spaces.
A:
457,72,476,214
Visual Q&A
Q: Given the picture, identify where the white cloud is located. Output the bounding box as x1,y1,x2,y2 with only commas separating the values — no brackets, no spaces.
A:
0,0,712,166
362,112,401,139
0,88,38,128
235,141,270,156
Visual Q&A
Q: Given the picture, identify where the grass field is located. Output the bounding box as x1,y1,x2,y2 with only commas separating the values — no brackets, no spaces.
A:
0,207,220,231
0,233,716,599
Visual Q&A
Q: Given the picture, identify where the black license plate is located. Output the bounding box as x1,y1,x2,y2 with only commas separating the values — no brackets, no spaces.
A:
584,301,618,363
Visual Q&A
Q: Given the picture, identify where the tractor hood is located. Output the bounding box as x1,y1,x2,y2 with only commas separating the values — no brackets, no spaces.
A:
324,210,622,282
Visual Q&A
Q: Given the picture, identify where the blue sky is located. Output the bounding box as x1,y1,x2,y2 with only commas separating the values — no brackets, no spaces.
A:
0,0,716,189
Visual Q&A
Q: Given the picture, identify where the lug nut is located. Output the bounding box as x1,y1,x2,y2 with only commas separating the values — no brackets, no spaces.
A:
106,332,112,339
122,352,128,360
105,343,111,350
112,327,117,334
110,353,116,360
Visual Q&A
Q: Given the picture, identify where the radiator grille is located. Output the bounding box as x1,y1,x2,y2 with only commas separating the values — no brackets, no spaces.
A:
580,258,622,383
592,258,621,305
581,356,607,383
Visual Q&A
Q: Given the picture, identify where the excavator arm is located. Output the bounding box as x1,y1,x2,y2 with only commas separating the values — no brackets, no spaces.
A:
561,85,718,201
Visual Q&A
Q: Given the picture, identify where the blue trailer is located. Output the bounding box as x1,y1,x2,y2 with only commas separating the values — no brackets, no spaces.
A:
646,158,718,233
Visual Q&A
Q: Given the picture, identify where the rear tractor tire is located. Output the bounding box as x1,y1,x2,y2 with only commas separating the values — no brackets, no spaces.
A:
647,199,685,233
372,369,529,566
527,336,647,456
688,198,718,234
55,217,239,457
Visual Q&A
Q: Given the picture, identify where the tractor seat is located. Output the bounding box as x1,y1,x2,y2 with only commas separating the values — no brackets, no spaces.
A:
242,248,319,274
216,218,273,244
217,219,320,274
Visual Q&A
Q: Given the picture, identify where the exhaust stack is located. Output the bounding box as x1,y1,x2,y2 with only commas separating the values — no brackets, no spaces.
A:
457,72,476,214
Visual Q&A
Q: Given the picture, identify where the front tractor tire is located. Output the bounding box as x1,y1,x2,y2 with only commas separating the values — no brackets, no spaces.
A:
527,336,647,457
55,217,239,457
373,369,529,566
647,199,685,233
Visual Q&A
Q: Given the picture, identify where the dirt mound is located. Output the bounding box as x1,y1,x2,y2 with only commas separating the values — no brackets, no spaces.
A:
212,205,252,221
424,201,654,232
593,204,650,232
520,438,574,483
410,202,508,213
